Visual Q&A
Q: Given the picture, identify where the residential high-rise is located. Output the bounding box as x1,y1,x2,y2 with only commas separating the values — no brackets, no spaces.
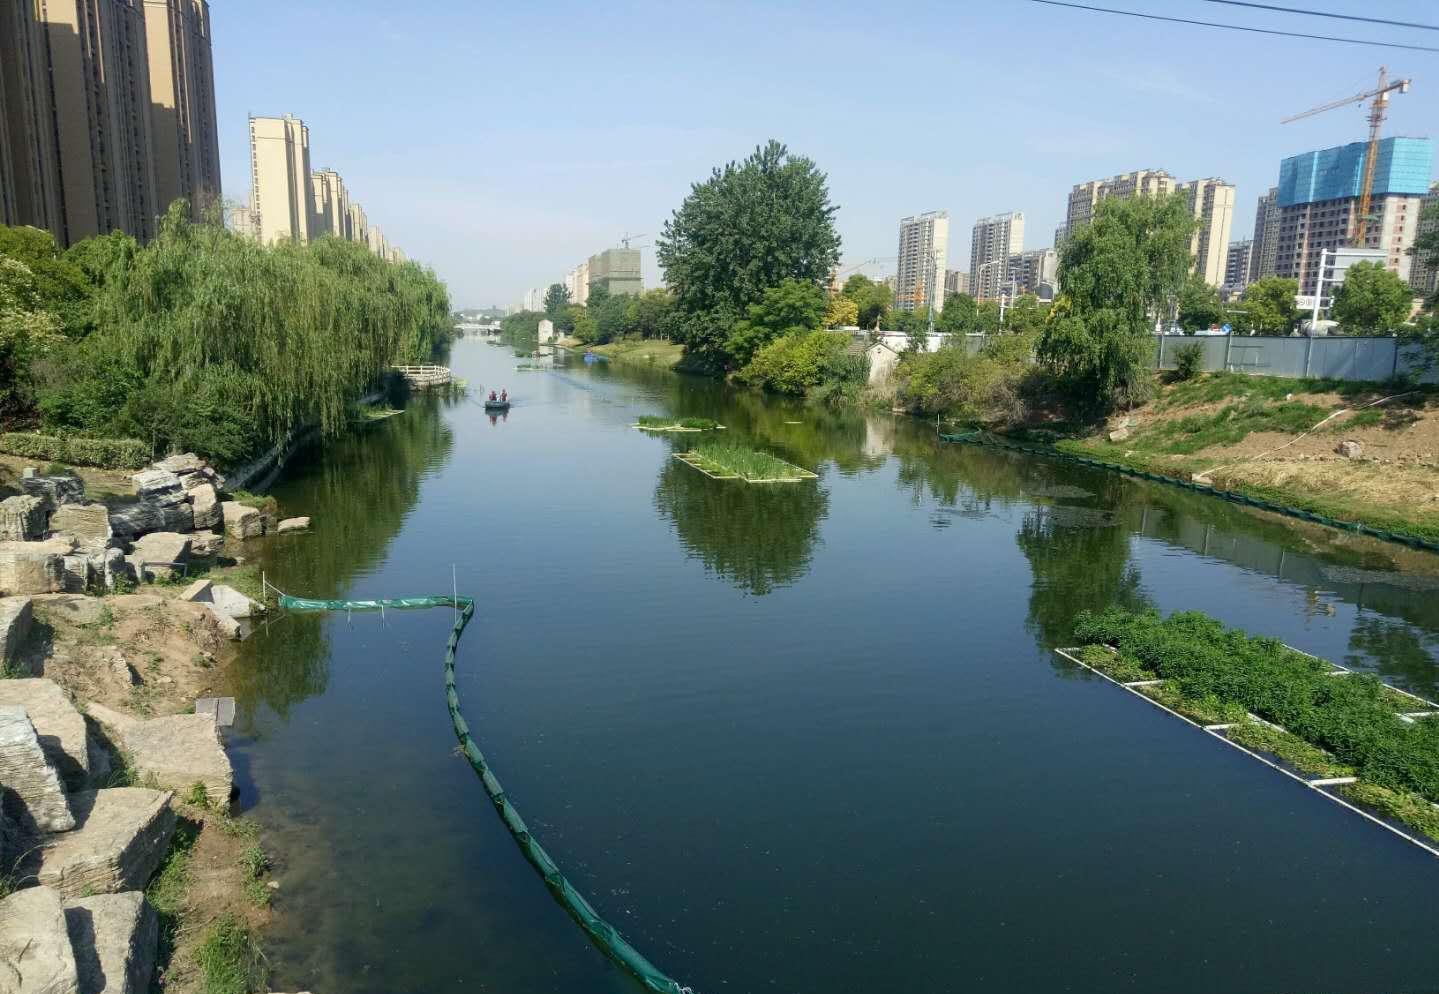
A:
228,203,256,240
249,115,313,244
944,270,970,296
347,202,368,247
588,247,643,297
142,0,220,220
1249,186,1280,282
1224,240,1253,289
0,0,62,231
311,169,349,239
1180,178,1235,286
1409,182,1439,298
1273,137,1434,296
367,224,388,259
896,211,949,314
970,211,1023,301
1053,224,1069,253
566,261,590,306
1007,248,1057,297
1066,170,1176,237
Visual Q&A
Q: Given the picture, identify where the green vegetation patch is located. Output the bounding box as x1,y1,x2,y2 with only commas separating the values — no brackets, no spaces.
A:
1338,781,1439,843
1227,719,1354,778
636,416,721,431
676,441,817,483
1135,681,1248,726
195,914,267,994
1075,608,1439,804
1074,643,1156,683
1135,400,1334,454
0,432,149,469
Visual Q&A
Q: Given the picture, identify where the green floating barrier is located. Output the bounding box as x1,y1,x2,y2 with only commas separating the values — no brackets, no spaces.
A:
934,433,1439,553
279,593,694,994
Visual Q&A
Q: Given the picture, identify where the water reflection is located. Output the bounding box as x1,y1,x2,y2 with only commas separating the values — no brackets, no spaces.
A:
653,452,828,596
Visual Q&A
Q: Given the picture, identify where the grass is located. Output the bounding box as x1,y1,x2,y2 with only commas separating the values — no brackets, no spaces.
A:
195,914,267,994
1135,682,1248,726
225,490,278,515
587,337,687,369
1137,400,1333,454
1075,643,1156,682
147,817,201,981
1227,719,1355,778
636,415,720,431
1339,781,1439,843
678,441,817,483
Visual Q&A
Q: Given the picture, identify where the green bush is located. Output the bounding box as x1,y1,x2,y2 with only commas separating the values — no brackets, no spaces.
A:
0,432,149,469
1172,342,1205,382
735,330,849,395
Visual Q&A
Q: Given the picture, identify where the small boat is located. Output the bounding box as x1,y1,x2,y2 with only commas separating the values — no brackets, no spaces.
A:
484,400,511,412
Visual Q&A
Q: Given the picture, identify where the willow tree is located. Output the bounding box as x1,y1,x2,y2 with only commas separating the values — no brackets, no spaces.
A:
1038,193,1197,412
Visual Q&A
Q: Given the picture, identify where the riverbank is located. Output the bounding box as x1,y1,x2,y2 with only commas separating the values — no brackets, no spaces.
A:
559,336,687,369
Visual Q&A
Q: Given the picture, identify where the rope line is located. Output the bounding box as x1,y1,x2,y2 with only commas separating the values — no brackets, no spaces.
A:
277,593,694,994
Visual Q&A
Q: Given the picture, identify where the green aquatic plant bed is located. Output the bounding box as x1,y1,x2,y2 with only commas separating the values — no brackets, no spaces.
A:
1226,719,1354,779
676,441,817,482
1074,607,1439,841
636,416,721,431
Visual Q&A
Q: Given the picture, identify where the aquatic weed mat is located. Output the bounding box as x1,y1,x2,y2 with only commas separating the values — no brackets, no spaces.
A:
1054,644,1439,858
673,446,817,483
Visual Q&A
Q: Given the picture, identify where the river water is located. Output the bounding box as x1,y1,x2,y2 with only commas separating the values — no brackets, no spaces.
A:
228,338,1439,994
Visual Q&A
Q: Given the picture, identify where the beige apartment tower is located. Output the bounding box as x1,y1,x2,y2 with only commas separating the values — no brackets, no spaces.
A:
1180,178,1235,286
249,115,313,244
311,168,350,239
0,0,63,231
1065,169,1177,237
142,0,220,221
970,211,1024,301
347,202,369,247
896,211,949,314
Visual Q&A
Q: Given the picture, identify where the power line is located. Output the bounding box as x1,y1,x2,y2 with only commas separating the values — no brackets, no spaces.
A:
1029,1,1439,52
1202,1,1439,32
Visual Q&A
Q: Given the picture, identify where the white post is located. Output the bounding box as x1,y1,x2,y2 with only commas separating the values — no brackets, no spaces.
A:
1311,248,1327,332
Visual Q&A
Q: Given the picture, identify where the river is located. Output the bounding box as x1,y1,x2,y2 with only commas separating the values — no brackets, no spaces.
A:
225,337,1439,994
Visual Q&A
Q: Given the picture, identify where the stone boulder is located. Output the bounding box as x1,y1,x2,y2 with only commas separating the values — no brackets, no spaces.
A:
0,595,33,665
33,593,103,626
30,788,175,897
1107,426,1131,442
87,704,232,811
0,705,75,832
189,483,221,531
0,538,73,595
1336,439,1363,460
0,886,80,994
188,531,223,558
64,892,158,994
204,606,241,640
108,500,192,540
128,469,182,500
221,502,262,540
153,453,205,476
0,494,50,542
179,580,261,620
21,474,86,508
0,679,90,788
126,533,191,581
50,503,113,546
277,516,310,534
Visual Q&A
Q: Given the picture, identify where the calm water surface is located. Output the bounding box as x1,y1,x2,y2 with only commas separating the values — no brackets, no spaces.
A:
225,339,1439,994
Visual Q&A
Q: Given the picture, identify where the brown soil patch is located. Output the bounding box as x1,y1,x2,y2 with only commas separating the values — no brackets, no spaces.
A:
0,453,134,500
1210,459,1439,521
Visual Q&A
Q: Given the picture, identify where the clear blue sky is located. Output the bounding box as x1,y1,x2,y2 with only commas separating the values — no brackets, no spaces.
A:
211,1,1439,309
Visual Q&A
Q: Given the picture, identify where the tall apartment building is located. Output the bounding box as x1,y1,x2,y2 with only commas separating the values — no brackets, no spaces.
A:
1408,182,1439,298
588,247,643,297
142,0,220,221
1,0,219,243
1180,178,1236,286
896,211,949,313
1007,248,1057,296
1249,186,1280,282
1053,224,1069,253
944,270,970,296
347,202,368,247
1224,240,1253,289
566,260,590,306
249,115,313,244
1065,170,1177,236
367,224,388,259
228,204,256,240
970,211,1023,301
1273,136,1433,296
311,169,350,239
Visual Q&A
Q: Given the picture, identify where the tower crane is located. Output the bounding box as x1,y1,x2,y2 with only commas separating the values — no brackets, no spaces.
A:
1282,67,1412,245
619,232,648,249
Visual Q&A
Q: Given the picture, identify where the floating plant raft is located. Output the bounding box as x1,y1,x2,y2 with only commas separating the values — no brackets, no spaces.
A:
634,416,723,432
674,442,817,483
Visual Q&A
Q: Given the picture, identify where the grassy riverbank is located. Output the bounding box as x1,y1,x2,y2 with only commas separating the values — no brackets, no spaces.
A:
574,337,687,369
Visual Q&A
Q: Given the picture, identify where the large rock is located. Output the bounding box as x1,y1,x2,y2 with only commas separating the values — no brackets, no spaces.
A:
0,495,50,542
0,887,80,994
221,502,262,540
86,704,232,811
0,595,33,665
30,788,174,897
187,531,223,558
0,706,75,832
107,501,192,540
64,892,158,994
188,483,221,531
21,475,86,507
153,453,205,476
0,679,90,788
1336,439,1363,460
50,504,113,546
59,554,92,594
128,469,182,500
276,516,310,534
179,581,260,620
204,605,241,640
0,538,72,595
126,533,191,581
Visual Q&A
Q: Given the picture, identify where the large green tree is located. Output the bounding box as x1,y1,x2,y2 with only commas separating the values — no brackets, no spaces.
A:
657,140,840,368
1002,294,1047,336
625,289,676,339
1037,192,1197,411
1412,201,1439,304
542,283,570,322
1240,277,1299,336
726,278,826,368
1332,261,1411,333
1177,275,1224,331
935,292,977,334
841,274,892,329
0,225,94,336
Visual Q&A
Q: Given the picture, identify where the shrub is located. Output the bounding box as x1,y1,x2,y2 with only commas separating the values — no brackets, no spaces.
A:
1172,342,1205,382
735,330,849,395
0,431,149,469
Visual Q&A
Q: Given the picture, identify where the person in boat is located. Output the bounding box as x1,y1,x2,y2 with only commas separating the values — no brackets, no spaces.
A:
500,389,508,403
488,390,497,402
